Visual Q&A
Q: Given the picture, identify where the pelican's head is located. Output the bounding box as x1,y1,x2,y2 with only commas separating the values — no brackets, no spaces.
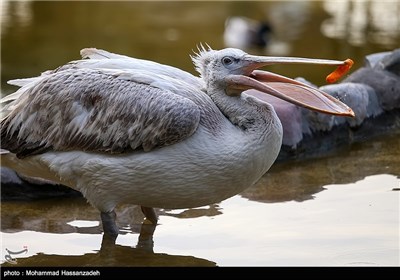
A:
191,46,355,117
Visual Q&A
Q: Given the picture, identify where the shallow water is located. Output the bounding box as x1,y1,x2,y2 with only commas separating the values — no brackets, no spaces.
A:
1,133,399,266
1,0,400,267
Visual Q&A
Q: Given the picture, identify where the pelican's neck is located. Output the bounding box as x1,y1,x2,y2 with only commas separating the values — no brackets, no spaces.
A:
206,83,283,184
206,84,281,137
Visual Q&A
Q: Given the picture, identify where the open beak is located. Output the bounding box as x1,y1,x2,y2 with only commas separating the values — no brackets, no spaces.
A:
226,55,355,117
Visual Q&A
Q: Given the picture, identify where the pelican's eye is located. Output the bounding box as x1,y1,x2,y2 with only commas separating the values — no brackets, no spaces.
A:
222,56,234,66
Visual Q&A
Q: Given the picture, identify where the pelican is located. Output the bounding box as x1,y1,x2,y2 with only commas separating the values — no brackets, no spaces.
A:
0,46,354,237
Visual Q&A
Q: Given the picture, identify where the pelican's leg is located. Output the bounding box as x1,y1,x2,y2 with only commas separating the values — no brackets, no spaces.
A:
141,206,158,224
136,221,156,252
100,210,119,237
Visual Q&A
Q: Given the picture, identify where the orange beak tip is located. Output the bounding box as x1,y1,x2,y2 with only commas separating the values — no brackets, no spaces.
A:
325,58,354,84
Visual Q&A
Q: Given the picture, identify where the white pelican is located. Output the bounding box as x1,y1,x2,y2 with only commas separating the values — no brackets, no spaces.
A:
0,46,354,236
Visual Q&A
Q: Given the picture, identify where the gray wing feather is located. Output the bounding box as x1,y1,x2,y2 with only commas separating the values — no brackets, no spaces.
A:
1,68,201,158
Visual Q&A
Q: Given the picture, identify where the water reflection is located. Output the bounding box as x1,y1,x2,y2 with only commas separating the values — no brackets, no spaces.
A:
2,198,146,235
322,0,400,47
1,0,33,29
242,132,400,203
161,205,223,219
1,199,216,266
2,235,216,267
2,230,216,267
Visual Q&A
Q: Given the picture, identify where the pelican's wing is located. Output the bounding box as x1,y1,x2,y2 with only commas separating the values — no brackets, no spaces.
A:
80,48,134,60
77,48,204,87
1,68,202,158
6,47,203,93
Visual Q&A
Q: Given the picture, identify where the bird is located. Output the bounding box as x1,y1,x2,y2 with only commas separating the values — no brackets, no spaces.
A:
224,16,273,49
0,46,354,237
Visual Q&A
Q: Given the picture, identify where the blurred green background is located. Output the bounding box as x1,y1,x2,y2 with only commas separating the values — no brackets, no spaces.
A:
2,0,399,94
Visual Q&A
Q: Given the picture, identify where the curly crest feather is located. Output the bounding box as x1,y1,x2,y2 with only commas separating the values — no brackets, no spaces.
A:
190,43,216,79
